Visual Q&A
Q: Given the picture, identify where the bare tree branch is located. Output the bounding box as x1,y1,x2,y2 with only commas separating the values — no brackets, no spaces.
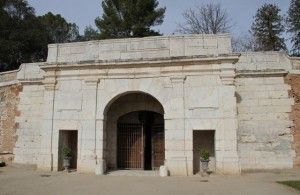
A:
232,32,257,52
177,3,231,34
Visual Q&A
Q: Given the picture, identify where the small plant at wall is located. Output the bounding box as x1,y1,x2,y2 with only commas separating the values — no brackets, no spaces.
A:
200,150,210,173
62,147,72,172
200,150,210,161
62,147,72,159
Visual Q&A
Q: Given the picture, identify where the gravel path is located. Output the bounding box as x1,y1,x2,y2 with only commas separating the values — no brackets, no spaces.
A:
0,166,300,195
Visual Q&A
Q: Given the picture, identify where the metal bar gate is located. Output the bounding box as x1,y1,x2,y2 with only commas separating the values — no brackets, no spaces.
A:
152,124,165,169
117,123,164,170
117,124,143,169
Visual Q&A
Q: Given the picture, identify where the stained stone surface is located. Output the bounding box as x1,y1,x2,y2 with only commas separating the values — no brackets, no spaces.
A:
285,74,300,168
0,71,21,164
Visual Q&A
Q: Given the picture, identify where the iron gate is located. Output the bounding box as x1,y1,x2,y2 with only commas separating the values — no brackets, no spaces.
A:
117,123,165,170
152,124,165,169
117,124,143,169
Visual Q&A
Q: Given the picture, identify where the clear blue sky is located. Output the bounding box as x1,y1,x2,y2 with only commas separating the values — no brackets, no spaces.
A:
27,0,291,42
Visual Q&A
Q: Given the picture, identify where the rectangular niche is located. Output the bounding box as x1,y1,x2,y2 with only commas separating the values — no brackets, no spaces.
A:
58,130,78,171
193,130,215,174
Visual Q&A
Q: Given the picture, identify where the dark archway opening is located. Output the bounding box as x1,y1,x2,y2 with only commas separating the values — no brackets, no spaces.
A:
104,92,165,171
117,111,164,170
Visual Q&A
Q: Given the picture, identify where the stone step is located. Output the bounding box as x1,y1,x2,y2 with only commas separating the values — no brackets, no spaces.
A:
106,170,159,177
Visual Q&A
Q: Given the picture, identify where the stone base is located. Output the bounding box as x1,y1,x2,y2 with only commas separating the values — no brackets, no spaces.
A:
0,153,14,165
165,157,189,176
95,159,106,175
216,155,241,175
11,163,37,170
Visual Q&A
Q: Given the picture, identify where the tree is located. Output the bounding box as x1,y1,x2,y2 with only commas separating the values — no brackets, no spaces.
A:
82,25,100,41
251,3,286,51
0,1,81,72
0,0,48,72
95,0,166,39
38,12,80,43
287,0,300,56
177,3,231,34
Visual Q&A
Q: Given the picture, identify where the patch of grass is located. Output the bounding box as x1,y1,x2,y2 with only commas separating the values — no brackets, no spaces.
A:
277,181,300,191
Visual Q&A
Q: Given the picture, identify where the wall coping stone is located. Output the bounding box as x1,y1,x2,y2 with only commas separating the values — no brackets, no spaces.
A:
47,34,233,63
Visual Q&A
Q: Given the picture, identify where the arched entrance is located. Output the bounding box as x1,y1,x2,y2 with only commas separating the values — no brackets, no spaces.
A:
104,92,165,171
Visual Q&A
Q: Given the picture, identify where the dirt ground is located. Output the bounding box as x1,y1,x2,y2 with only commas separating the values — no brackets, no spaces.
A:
1,166,300,195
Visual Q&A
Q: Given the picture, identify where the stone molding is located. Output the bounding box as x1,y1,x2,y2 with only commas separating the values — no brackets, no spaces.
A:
170,76,187,84
84,78,100,86
236,70,288,78
40,54,240,71
43,79,57,91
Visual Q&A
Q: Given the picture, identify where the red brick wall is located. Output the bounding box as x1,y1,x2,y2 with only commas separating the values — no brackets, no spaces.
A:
285,75,300,168
0,84,21,155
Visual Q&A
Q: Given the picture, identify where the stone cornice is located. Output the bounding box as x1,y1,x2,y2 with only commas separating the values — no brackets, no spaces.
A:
43,78,57,91
85,78,100,87
39,54,240,71
0,80,19,87
236,70,288,78
18,79,44,85
170,76,187,83
0,69,18,85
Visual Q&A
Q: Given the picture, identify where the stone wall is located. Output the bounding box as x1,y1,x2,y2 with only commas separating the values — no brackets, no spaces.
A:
13,84,44,165
31,34,241,175
236,52,295,171
0,84,21,153
236,52,292,71
13,63,44,165
1,35,299,175
291,57,300,70
0,71,20,164
236,76,294,170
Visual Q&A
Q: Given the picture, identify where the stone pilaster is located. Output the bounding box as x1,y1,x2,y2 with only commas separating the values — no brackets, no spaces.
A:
165,75,189,176
220,63,235,86
78,77,103,173
37,76,57,171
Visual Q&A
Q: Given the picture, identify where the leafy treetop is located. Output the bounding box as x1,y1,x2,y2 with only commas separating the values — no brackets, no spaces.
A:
251,3,286,51
95,0,165,39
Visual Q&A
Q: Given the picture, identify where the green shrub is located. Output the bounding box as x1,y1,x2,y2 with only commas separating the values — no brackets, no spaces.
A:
62,148,72,158
200,150,210,161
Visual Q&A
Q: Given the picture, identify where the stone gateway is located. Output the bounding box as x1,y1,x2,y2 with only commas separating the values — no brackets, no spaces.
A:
0,34,300,176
